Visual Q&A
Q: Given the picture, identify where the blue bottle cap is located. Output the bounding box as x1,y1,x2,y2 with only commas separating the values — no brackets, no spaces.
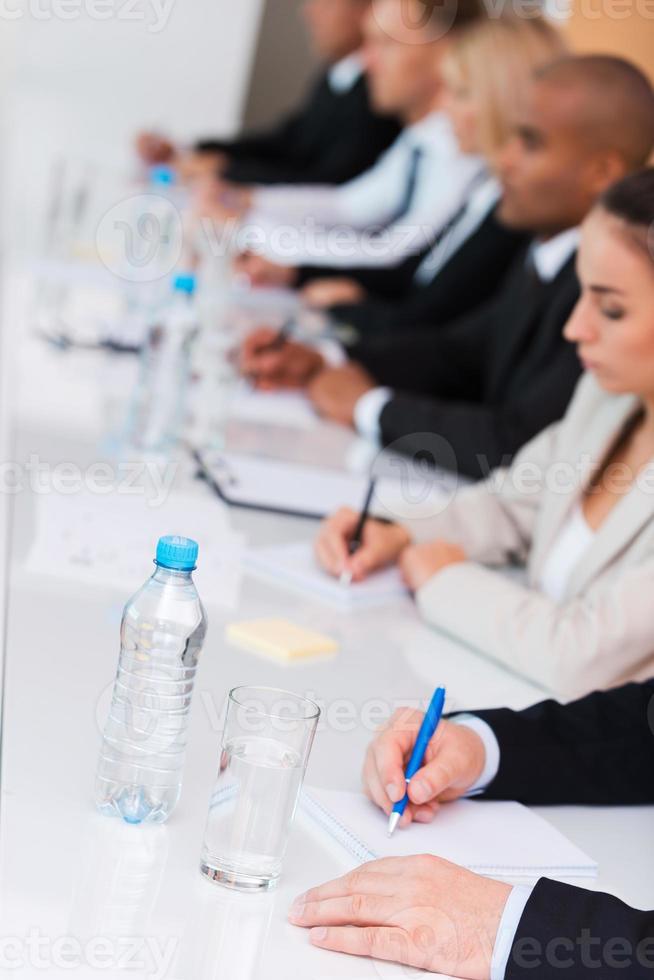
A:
172,273,196,296
156,536,199,571
150,165,176,186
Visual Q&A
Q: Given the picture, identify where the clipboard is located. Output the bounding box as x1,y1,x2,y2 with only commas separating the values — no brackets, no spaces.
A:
193,448,378,521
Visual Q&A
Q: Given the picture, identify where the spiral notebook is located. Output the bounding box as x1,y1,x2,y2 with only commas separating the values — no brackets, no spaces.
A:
301,788,597,880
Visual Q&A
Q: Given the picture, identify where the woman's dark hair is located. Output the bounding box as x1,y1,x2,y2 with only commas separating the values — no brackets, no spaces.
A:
598,169,654,258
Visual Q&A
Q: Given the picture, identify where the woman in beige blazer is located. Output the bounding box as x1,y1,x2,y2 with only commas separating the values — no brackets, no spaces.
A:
315,170,654,699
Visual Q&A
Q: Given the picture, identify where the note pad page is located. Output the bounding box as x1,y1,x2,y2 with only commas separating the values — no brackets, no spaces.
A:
303,788,597,879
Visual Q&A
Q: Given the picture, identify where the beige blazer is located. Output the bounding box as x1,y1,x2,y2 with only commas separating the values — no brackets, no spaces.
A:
406,373,654,700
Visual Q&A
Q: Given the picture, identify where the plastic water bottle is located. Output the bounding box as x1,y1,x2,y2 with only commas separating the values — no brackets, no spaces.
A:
128,272,199,452
95,536,208,824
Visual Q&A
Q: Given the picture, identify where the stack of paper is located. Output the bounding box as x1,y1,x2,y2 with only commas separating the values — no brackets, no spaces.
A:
22,487,244,606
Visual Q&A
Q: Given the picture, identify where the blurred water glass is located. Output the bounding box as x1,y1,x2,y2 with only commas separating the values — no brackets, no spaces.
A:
200,686,320,892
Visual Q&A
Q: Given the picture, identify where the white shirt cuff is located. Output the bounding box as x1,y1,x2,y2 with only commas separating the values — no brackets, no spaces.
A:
449,714,501,796
315,338,347,368
491,884,535,980
353,386,393,441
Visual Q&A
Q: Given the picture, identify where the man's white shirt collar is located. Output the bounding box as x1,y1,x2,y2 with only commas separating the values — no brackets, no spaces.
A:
328,51,364,94
531,227,580,282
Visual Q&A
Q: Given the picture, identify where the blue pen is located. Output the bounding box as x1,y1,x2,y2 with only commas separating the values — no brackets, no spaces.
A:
388,686,446,837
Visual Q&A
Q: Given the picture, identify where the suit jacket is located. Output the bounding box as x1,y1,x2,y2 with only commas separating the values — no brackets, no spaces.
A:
353,248,582,480
476,682,654,805
296,243,426,298
473,684,654,978
407,374,654,698
327,209,528,338
196,72,400,186
505,879,654,978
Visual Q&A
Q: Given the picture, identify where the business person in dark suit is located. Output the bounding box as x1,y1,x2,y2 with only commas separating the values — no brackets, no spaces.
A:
289,680,654,978
239,15,567,334
136,0,400,186
241,56,654,479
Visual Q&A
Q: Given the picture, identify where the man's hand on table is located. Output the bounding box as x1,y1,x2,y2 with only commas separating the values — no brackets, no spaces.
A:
301,277,367,308
289,855,510,980
307,363,376,426
232,252,300,289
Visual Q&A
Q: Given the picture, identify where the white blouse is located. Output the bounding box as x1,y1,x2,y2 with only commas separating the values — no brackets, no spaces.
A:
538,503,596,603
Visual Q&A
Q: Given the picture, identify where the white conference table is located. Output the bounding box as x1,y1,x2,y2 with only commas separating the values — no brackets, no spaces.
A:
1,310,653,980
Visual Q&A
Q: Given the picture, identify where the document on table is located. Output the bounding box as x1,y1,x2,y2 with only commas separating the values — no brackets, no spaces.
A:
196,449,457,521
301,788,598,879
22,488,244,606
228,383,321,431
245,540,408,610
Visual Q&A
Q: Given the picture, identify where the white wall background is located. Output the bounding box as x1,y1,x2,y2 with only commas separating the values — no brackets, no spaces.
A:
0,1,270,723
1,0,266,244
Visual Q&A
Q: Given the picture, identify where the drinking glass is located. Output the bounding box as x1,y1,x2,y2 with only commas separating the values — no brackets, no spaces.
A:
200,686,320,891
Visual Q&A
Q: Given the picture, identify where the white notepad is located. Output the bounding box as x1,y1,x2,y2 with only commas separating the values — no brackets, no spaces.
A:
245,540,408,610
301,788,598,879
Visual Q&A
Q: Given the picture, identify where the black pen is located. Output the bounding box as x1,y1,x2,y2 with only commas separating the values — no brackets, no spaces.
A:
340,478,377,588
259,317,294,354
248,318,294,386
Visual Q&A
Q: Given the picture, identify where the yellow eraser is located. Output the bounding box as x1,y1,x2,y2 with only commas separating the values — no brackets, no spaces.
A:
225,618,338,661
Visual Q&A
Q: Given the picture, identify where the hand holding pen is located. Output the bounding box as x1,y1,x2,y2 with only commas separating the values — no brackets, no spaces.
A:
388,687,447,836
339,478,377,588
239,322,324,389
315,505,411,583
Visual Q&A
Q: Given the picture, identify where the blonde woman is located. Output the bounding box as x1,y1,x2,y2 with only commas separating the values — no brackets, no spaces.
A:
294,13,569,328
316,170,654,700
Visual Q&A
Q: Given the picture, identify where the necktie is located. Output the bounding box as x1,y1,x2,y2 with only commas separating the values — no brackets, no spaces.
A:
413,199,470,286
375,144,424,232
412,170,494,286
524,247,545,287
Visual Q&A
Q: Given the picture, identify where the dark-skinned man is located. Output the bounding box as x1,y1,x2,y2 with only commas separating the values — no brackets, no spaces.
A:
240,56,654,479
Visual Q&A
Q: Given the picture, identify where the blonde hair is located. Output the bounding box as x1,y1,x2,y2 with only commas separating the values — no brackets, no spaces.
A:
442,15,568,162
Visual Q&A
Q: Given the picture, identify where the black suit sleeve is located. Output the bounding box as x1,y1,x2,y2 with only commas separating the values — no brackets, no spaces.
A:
376,335,580,479
221,133,381,186
296,251,426,299
195,77,400,187
474,682,654,806
352,303,492,395
348,261,581,479
329,220,528,339
505,878,654,978
195,111,302,163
